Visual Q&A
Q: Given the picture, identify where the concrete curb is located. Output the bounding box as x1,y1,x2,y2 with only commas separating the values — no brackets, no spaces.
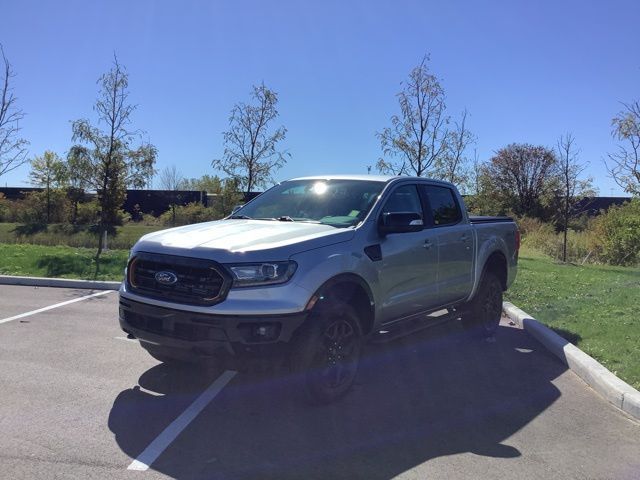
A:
0,275,121,291
503,301,640,421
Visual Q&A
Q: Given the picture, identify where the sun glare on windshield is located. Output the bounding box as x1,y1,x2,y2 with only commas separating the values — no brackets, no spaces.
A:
312,182,328,195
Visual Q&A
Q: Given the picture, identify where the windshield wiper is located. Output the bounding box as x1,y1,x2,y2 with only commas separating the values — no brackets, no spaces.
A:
277,216,295,222
228,214,252,219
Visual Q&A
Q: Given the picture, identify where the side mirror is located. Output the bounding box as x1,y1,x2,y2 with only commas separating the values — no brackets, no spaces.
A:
379,212,424,235
231,204,244,214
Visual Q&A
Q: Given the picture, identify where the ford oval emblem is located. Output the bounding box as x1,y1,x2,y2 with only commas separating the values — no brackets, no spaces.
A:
155,271,178,286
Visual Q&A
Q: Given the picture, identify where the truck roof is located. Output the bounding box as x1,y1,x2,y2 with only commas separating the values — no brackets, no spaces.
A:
288,174,455,188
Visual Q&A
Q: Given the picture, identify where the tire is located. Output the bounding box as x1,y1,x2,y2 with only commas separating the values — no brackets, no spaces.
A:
290,304,364,404
462,271,503,338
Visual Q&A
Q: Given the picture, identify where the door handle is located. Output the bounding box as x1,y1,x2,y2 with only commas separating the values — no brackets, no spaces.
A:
423,240,433,250
460,234,469,242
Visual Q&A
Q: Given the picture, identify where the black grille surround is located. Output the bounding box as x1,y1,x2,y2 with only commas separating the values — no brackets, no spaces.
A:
127,251,232,306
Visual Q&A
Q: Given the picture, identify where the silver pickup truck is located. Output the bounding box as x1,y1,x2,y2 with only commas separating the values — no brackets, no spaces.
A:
119,175,519,403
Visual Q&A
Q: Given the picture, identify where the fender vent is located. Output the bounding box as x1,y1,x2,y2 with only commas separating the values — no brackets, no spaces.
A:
364,244,382,262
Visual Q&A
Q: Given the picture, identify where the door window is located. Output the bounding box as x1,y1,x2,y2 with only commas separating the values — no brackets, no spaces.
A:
381,185,423,217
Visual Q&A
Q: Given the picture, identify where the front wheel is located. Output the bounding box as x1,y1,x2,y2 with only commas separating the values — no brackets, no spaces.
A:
461,271,503,338
290,304,363,404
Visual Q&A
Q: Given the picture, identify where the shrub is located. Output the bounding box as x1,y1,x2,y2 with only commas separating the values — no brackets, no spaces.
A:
0,193,12,222
17,190,70,224
75,200,100,225
592,199,640,266
159,202,219,226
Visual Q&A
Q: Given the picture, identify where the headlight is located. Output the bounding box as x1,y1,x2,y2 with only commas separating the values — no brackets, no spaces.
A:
226,261,297,287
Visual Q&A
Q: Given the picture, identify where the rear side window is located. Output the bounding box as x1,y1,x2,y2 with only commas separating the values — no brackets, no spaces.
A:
423,185,462,226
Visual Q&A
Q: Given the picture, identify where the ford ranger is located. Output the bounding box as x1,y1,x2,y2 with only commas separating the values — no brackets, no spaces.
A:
119,175,519,403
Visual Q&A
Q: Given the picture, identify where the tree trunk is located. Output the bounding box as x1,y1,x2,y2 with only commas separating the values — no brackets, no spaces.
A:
562,195,569,263
46,185,51,224
94,217,104,279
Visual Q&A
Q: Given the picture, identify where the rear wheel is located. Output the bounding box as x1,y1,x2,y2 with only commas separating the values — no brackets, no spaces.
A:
462,271,503,338
290,304,363,404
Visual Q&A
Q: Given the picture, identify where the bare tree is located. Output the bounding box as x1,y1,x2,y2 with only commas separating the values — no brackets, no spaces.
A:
556,134,595,262
69,56,156,273
158,165,184,225
433,109,475,190
0,45,29,178
377,56,450,177
606,100,640,196
158,165,183,191
471,149,481,195
212,83,288,195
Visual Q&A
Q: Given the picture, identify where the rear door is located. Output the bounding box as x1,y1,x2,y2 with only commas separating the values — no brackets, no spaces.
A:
420,184,474,305
377,184,439,324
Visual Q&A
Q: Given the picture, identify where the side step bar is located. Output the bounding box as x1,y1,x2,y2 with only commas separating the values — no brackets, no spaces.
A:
370,307,467,344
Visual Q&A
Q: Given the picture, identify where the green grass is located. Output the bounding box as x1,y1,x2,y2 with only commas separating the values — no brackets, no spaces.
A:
505,247,640,390
0,243,128,281
0,222,161,249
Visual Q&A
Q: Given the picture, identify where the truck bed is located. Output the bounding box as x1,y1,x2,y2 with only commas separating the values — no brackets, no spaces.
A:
468,215,514,224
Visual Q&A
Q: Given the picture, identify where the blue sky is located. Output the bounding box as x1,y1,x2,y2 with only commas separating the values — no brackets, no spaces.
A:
2,0,638,195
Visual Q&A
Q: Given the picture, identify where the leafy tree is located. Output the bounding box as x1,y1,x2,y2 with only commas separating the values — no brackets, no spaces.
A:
555,134,596,262
483,143,558,218
29,151,67,223
179,174,223,192
377,56,474,184
212,83,288,195
0,44,29,178
213,177,243,218
68,56,156,272
64,152,92,225
606,100,640,196
464,166,512,216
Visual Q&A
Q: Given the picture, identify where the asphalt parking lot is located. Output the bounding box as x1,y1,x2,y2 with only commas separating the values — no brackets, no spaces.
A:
1,284,639,479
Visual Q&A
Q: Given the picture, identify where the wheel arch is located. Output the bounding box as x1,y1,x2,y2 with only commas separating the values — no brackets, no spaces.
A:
481,250,508,291
306,273,376,335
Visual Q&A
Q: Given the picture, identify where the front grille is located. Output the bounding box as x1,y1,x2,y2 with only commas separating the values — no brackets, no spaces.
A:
127,252,231,306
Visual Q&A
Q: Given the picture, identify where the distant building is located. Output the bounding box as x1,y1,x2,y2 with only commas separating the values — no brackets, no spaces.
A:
571,197,632,216
0,187,262,216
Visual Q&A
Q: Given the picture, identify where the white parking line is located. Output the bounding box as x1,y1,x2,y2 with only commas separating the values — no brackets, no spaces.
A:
128,370,237,471
0,290,114,325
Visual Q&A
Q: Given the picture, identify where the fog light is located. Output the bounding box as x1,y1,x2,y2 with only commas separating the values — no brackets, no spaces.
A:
238,322,281,343
253,324,279,340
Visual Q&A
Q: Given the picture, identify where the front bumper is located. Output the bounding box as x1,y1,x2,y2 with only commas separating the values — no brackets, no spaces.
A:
119,296,308,361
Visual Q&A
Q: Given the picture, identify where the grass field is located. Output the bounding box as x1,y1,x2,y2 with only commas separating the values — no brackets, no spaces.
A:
0,222,161,250
505,247,640,390
0,244,128,281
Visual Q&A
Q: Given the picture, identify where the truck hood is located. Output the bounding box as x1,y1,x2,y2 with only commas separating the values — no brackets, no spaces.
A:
132,219,355,262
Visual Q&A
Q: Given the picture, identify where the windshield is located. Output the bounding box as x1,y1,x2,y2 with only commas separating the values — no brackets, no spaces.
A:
233,179,385,227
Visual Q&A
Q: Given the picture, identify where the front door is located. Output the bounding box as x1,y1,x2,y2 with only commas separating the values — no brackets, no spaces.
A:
376,184,439,324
